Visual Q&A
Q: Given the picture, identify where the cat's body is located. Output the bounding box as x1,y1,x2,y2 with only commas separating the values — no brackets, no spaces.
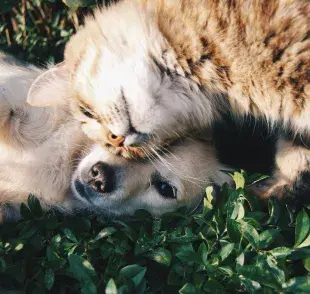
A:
28,0,310,200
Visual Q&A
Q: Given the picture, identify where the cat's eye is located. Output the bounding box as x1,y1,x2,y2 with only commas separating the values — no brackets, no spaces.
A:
79,105,94,119
153,179,177,199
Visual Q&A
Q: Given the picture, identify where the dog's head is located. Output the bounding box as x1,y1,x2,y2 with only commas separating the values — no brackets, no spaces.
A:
70,138,230,217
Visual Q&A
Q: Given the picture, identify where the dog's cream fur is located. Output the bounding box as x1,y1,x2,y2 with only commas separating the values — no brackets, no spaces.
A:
0,56,90,220
0,56,230,220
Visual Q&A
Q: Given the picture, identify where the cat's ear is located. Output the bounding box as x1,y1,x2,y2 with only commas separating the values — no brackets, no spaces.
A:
27,63,69,107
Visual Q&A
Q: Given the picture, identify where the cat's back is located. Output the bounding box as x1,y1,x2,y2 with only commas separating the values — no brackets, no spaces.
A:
156,0,309,122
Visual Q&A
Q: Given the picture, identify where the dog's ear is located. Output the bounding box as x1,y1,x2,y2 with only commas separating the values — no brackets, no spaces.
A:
27,63,69,107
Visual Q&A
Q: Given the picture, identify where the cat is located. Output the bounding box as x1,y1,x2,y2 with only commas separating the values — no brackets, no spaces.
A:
27,0,310,201
0,54,231,221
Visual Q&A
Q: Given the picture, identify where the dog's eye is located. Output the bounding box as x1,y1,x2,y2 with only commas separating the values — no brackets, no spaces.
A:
79,106,94,119
153,180,177,199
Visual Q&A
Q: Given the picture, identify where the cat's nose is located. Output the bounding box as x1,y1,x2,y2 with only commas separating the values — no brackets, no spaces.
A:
107,131,125,147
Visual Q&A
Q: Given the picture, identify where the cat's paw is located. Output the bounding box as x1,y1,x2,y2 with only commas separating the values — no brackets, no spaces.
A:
245,174,291,201
245,171,310,211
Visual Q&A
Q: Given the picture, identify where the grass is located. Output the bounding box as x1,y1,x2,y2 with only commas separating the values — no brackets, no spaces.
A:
0,1,309,293
0,171,309,293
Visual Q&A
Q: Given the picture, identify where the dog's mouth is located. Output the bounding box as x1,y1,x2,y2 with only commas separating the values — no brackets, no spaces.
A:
73,180,97,203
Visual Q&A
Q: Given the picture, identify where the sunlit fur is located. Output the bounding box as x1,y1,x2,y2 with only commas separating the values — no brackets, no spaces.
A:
1,56,231,220
27,0,309,199
0,55,89,220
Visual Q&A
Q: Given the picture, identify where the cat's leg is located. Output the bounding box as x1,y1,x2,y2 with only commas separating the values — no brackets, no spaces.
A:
246,136,310,208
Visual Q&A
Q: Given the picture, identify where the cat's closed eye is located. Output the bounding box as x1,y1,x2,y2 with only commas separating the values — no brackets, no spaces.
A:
79,105,94,119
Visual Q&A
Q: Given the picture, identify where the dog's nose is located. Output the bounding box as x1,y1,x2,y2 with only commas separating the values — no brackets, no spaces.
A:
107,131,125,147
88,162,106,193
83,162,116,195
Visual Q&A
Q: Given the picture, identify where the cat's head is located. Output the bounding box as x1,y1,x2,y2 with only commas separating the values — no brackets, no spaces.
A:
27,3,215,158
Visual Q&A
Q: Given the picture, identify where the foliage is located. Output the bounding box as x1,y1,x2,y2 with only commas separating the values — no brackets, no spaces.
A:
0,172,309,293
0,0,114,65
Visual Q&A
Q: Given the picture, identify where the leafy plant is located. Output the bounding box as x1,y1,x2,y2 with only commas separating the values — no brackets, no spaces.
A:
0,172,309,293
0,0,110,65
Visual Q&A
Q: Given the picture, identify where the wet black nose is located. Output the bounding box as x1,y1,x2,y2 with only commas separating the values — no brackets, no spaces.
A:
84,162,116,194
88,162,105,193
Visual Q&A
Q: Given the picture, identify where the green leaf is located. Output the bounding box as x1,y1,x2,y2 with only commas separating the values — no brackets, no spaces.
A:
204,186,214,213
269,247,293,259
237,255,285,290
304,257,310,272
0,258,6,273
247,173,269,185
179,283,197,294
68,254,97,282
289,247,310,261
219,243,234,262
231,202,245,220
62,0,95,10
236,252,245,266
295,209,310,247
81,280,97,294
0,0,19,14
44,269,55,290
176,250,202,264
27,194,43,218
236,220,259,249
149,248,172,266
297,233,310,248
94,227,117,241
266,197,281,225
226,219,241,243
259,229,280,249
198,243,208,265
51,234,62,249
206,186,214,203
203,279,227,293
105,279,117,294
283,276,310,293
119,265,146,287
239,277,261,293
20,203,34,220
62,228,78,243
230,171,245,189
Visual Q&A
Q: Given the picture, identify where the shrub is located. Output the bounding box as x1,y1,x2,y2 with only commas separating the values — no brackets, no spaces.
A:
0,0,112,64
0,172,309,293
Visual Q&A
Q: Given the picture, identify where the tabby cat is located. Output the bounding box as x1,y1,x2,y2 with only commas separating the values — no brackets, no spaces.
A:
27,0,310,200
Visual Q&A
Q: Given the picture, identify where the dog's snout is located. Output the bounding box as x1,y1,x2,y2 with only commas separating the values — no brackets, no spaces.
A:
79,162,116,197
